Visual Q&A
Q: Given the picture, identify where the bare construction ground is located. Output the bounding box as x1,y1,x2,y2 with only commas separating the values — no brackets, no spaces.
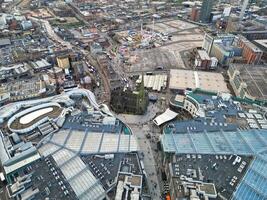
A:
127,40,203,72
146,19,198,34
127,19,204,73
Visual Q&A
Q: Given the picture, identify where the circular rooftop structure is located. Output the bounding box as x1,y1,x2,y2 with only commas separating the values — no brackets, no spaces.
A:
8,103,63,134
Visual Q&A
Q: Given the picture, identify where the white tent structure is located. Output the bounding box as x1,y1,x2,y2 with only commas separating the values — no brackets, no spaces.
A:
153,108,178,126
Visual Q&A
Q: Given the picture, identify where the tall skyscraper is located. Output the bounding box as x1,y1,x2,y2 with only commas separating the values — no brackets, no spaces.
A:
240,0,249,20
200,0,213,23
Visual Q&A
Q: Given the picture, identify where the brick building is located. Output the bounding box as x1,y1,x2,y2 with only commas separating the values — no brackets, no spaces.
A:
237,35,263,64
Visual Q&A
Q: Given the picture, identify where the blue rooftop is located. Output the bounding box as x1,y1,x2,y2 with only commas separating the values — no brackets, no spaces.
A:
166,92,239,133
63,113,126,134
164,118,237,134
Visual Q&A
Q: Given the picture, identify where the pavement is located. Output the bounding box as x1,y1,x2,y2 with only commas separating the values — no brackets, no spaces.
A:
116,103,161,125
130,125,162,200
115,100,169,200
0,182,8,200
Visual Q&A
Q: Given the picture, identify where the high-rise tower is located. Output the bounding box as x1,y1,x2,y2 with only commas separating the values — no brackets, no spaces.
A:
200,0,213,23
240,0,249,20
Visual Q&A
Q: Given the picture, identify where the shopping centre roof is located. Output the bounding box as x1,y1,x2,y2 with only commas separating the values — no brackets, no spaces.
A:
161,129,267,155
161,129,267,200
39,129,138,157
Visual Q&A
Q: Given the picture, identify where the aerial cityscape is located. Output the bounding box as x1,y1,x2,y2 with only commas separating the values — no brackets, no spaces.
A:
0,0,266,200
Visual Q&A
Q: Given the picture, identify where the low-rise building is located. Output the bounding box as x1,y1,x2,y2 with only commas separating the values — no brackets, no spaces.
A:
0,78,47,101
169,69,229,94
30,59,52,71
210,43,242,65
0,38,11,47
253,39,267,62
195,50,214,69
228,64,267,104
0,63,31,82
194,50,210,69
160,129,267,200
90,42,103,55
21,20,33,30
0,88,145,200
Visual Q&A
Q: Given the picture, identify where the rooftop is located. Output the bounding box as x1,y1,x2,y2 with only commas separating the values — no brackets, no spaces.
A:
38,129,138,156
81,153,142,192
254,39,267,49
161,129,267,155
0,38,11,46
161,129,267,200
169,69,229,93
167,91,243,132
230,64,267,101
170,154,252,200
62,112,128,134
197,50,210,60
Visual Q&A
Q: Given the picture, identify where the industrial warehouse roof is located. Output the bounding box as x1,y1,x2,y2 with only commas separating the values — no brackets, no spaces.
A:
169,69,229,93
161,129,267,200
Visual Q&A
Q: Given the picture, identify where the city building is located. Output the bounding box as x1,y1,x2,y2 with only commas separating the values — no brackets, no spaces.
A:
0,38,11,47
240,0,249,20
90,42,103,55
228,64,267,104
0,63,31,82
253,39,267,62
136,74,167,92
168,69,229,94
0,88,143,200
57,56,70,69
226,15,240,33
210,42,243,66
191,6,200,22
194,49,218,69
194,50,211,69
237,35,263,64
20,20,33,30
202,33,215,55
203,33,263,65
30,59,52,72
199,0,213,23
242,30,267,41
164,90,239,131
156,87,267,128
0,78,48,102
161,129,267,200
202,33,236,55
